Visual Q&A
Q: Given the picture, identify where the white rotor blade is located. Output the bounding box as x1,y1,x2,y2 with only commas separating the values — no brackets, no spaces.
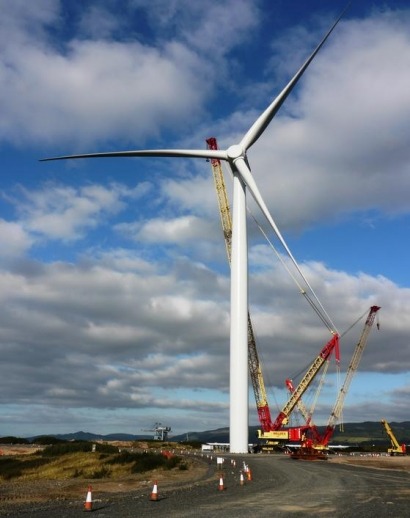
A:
240,5,349,152
234,157,337,332
41,148,228,162
234,158,291,251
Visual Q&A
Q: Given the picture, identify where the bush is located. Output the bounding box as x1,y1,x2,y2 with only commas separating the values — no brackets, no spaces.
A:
0,436,29,445
107,451,139,465
164,456,181,470
0,458,23,480
0,457,49,481
33,436,66,445
128,452,183,473
96,443,119,454
41,441,118,457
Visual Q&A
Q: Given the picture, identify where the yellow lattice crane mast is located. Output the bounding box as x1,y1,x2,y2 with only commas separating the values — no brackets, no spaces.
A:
206,137,273,434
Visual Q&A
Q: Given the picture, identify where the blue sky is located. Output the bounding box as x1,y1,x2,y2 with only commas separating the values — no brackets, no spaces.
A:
1,0,410,439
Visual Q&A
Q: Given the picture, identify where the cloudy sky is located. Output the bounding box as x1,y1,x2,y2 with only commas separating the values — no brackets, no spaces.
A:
1,0,409,439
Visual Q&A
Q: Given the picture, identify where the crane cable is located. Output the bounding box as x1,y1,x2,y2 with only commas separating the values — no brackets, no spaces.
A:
285,308,370,381
217,152,338,336
247,207,338,335
339,307,370,338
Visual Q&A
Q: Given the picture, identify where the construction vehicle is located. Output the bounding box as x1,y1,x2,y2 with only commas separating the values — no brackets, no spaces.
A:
142,423,172,441
258,333,340,446
315,305,381,449
207,137,339,451
282,305,380,459
381,419,406,456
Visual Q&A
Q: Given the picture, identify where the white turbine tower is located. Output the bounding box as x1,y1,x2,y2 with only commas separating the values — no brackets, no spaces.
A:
42,11,346,453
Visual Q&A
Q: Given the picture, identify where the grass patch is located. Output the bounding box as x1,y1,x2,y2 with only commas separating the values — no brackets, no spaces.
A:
107,451,184,473
0,447,187,481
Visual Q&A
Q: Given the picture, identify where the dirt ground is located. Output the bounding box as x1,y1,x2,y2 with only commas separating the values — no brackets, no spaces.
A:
1,445,408,505
0,444,43,456
330,452,410,471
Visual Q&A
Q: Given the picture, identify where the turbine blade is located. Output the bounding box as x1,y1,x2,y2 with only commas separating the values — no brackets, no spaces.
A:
240,4,349,151
40,149,228,162
234,157,338,333
234,158,301,272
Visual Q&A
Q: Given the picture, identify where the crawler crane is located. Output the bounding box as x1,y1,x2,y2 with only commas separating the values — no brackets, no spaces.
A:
259,333,340,444
381,419,406,456
284,305,380,459
207,137,340,451
316,305,381,449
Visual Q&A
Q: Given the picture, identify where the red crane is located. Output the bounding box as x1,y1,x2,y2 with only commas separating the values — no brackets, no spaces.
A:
207,136,343,450
317,305,381,448
258,333,340,444
289,305,381,455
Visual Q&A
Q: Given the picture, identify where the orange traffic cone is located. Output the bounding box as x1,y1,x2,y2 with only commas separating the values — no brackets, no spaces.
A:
84,485,93,512
240,472,245,486
218,475,225,491
247,468,253,481
150,480,159,501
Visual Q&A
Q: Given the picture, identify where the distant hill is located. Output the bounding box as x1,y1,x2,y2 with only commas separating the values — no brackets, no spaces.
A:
172,427,230,443
19,421,410,446
330,420,410,445
26,431,151,442
173,421,410,445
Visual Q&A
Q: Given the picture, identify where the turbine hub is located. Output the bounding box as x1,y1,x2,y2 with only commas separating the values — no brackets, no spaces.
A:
227,144,244,161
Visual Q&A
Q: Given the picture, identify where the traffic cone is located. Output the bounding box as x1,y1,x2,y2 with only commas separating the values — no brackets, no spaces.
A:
218,475,225,491
247,468,253,481
240,472,245,486
84,485,93,512
150,480,159,501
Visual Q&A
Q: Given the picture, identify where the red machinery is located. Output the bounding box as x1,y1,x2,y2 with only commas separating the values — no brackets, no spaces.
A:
207,137,379,454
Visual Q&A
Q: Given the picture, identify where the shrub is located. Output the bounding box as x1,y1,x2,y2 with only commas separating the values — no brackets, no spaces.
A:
0,458,23,480
164,456,182,470
0,457,49,481
0,436,29,445
41,441,118,457
107,451,139,465
129,452,183,473
33,436,66,445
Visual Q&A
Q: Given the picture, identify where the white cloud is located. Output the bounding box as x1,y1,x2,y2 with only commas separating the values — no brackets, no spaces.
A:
0,0,261,148
5,182,149,242
0,39,210,147
130,0,260,55
118,215,217,244
0,220,33,259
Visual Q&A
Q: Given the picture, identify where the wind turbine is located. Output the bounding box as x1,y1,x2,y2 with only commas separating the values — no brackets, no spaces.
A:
42,11,346,453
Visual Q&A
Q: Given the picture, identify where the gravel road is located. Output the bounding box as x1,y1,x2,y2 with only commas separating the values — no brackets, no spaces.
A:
1,454,409,517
